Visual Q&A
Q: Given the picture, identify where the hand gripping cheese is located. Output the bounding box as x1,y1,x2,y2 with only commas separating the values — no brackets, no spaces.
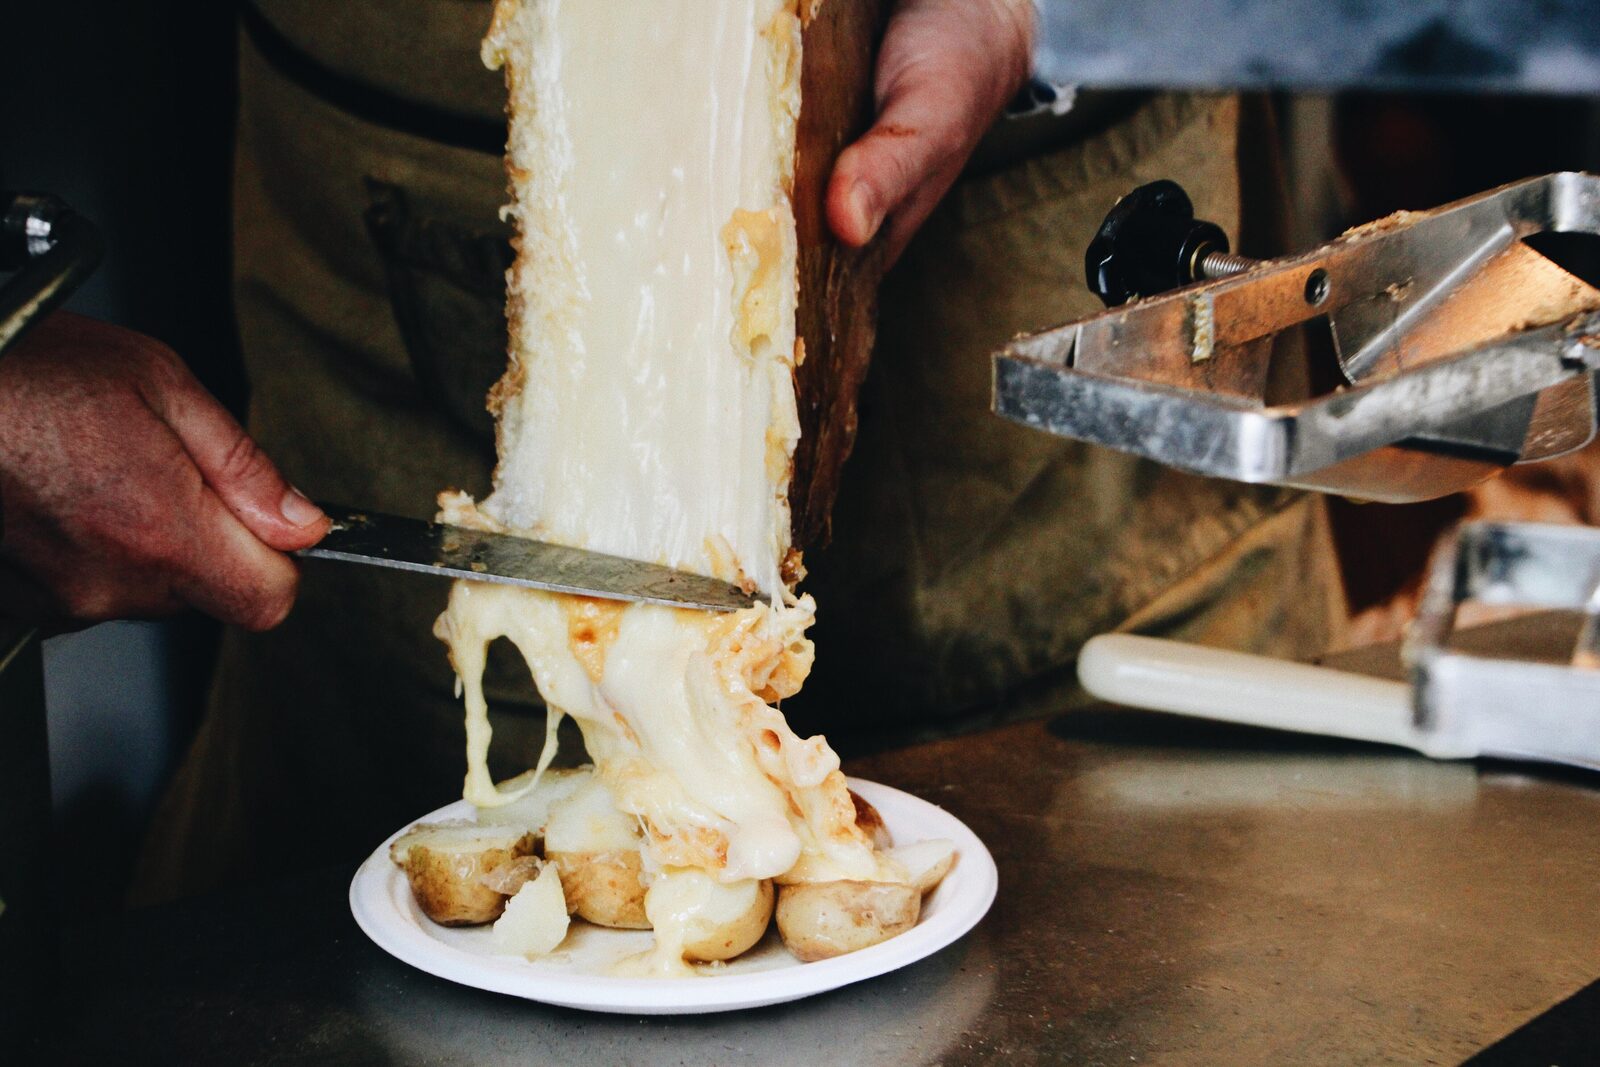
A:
433,0,906,974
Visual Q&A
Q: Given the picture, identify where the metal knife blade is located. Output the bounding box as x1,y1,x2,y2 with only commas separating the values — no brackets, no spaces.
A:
296,504,758,612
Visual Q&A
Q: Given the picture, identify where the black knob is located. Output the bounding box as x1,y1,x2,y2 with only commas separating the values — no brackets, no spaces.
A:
1085,180,1230,307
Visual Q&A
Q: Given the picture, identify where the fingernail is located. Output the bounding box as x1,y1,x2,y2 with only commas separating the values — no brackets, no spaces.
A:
851,182,883,241
280,487,324,527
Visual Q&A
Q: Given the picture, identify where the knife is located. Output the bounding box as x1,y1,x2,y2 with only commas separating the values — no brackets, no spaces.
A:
296,504,758,612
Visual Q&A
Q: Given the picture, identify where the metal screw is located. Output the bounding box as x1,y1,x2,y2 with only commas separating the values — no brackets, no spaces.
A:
1198,250,1258,280
1304,268,1331,305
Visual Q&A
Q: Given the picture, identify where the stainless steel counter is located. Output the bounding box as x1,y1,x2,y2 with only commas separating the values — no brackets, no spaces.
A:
32,620,1600,1064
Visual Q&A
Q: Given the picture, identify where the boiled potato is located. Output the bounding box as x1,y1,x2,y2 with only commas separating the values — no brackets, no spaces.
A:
849,789,893,851
888,839,957,894
543,776,641,853
390,821,535,926
547,849,650,929
643,869,775,963
773,840,956,960
475,766,593,833
543,775,650,928
775,880,920,962
491,862,570,958
682,878,774,962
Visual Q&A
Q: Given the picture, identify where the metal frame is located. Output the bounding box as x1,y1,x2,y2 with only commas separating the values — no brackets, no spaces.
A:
992,173,1600,503
1407,522,1600,769
997,319,1599,489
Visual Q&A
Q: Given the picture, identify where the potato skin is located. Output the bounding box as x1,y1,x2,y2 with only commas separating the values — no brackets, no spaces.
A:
775,880,920,962
404,834,534,927
849,790,893,851
548,849,650,929
683,879,775,963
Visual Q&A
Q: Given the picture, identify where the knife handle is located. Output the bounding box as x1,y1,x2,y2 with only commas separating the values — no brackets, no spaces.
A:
1077,634,1425,752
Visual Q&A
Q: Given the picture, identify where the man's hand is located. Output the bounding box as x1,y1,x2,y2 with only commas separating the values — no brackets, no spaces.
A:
827,0,1035,265
0,313,329,631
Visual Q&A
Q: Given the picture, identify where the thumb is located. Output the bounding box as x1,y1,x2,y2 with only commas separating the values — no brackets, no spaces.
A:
141,360,328,552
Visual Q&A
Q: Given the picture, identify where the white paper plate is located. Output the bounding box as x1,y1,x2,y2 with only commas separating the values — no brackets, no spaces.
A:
349,777,997,1015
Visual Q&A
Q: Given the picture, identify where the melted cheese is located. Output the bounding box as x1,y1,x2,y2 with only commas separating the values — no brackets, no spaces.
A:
435,581,883,886
444,0,892,975
618,868,766,978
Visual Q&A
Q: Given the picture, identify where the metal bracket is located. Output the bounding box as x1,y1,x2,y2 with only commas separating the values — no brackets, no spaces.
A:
1406,522,1600,768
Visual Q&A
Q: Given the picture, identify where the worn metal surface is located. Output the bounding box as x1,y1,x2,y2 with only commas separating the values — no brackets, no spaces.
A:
1036,0,1600,95
300,504,759,612
32,617,1600,1063
993,173,1600,503
1409,524,1600,759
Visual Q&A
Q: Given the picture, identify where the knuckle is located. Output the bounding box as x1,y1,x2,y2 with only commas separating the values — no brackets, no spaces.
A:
124,334,184,382
117,506,187,571
126,342,189,409
55,574,118,622
215,432,274,488
832,140,867,185
881,143,924,200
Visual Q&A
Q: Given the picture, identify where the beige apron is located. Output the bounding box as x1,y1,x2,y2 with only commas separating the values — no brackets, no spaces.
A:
133,3,1345,904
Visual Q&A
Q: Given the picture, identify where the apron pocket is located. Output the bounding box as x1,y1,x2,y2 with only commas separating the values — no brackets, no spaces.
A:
362,177,511,444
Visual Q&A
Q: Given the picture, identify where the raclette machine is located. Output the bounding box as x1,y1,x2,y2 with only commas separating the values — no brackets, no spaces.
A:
992,172,1600,503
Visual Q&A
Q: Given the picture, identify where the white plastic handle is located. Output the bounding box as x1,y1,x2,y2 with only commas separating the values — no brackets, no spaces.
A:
1077,634,1422,751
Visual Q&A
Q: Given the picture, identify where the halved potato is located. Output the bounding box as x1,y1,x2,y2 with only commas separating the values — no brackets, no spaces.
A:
543,776,642,854
774,880,920,962
477,854,543,896
390,821,535,926
541,775,649,928
475,766,593,833
888,839,956,894
547,849,650,929
491,862,570,958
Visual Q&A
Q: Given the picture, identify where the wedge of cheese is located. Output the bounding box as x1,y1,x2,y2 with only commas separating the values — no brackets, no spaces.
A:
433,0,895,975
